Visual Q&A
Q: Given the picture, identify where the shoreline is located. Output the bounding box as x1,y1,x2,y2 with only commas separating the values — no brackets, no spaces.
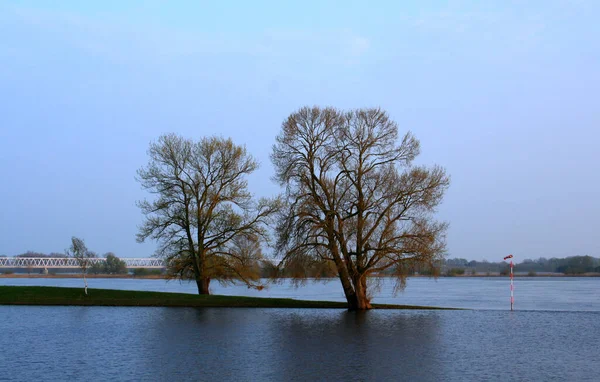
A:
0,286,457,310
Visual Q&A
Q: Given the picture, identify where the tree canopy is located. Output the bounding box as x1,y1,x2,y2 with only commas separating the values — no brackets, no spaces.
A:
272,106,450,310
104,253,127,274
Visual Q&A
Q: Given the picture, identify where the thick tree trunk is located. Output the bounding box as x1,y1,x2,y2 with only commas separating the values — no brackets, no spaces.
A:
346,275,371,311
327,227,367,311
190,249,210,295
346,291,371,310
339,277,372,310
331,255,363,310
333,261,358,307
196,277,211,295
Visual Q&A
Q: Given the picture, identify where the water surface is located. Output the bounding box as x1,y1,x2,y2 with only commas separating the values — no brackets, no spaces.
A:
0,306,598,381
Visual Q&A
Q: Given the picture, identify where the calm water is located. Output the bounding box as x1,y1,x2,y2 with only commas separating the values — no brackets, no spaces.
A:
0,307,599,381
1,278,599,381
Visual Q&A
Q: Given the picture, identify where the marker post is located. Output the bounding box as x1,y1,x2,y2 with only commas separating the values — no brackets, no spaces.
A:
503,254,514,311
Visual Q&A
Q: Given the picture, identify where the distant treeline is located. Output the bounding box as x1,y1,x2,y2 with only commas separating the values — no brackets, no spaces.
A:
3,252,599,277
12,251,68,258
255,256,600,278
443,256,600,275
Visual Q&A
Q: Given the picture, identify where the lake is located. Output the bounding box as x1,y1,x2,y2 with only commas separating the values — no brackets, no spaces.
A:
1,277,599,381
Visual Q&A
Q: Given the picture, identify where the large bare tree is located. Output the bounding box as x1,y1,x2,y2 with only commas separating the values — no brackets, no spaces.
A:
137,134,279,295
272,107,450,310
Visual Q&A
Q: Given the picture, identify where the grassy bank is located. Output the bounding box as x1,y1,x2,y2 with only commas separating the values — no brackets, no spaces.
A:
0,286,455,309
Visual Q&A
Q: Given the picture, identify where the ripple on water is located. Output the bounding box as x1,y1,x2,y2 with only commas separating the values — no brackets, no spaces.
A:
1,307,599,381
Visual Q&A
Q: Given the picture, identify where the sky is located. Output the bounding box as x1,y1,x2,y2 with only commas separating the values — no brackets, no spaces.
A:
1,1,598,261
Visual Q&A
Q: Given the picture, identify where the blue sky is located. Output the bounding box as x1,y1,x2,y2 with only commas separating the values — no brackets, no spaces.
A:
1,1,598,261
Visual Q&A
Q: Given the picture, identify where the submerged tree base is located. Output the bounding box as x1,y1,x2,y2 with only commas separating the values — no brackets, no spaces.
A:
0,286,458,309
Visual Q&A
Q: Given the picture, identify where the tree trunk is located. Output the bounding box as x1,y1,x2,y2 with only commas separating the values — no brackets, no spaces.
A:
196,277,210,295
346,291,371,310
190,249,210,295
346,275,371,311
331,255,371,310
327,227,367,310
333,260,358,308
83,273,88,295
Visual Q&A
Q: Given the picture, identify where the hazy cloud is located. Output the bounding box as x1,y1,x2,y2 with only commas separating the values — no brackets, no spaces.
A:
6,5,370,66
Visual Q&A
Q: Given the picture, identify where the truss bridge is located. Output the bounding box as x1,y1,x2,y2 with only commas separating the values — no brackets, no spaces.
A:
0,257,165,269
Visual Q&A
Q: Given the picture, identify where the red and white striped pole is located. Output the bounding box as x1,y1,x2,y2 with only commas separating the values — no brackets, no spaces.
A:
504,254,514,311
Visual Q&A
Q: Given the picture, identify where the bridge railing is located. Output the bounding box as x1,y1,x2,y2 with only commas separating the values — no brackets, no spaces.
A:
0,257,165,269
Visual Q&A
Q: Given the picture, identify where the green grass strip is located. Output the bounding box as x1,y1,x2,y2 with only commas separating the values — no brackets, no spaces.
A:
0,286,457,309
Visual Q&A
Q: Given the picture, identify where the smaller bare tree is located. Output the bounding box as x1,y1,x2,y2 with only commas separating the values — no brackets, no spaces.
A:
137,134,281,295
66,237,97,295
